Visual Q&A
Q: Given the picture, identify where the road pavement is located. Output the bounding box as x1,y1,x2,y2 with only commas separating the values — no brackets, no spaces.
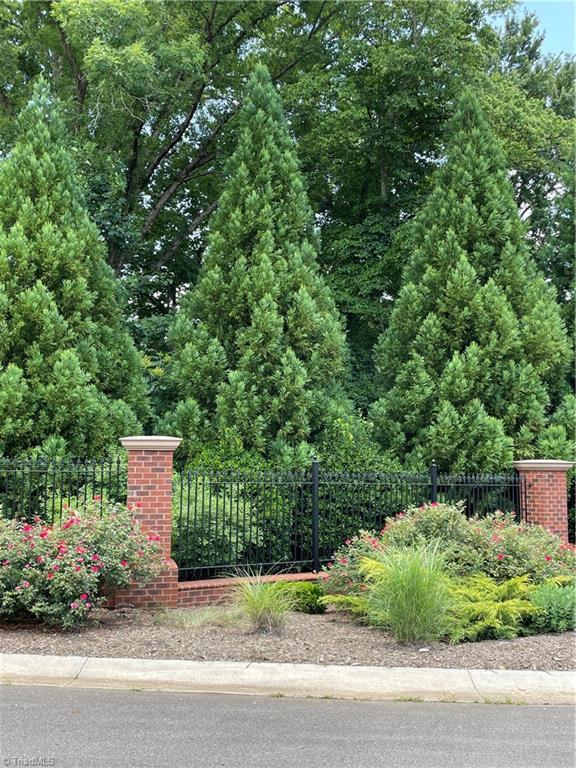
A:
0,685,574,768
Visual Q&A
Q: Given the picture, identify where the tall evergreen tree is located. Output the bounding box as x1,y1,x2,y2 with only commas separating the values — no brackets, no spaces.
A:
371,90,571,472
0,81,147,457
165,65,349,463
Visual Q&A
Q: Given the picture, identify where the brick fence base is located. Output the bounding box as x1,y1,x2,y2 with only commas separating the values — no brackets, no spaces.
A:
177,572,320,607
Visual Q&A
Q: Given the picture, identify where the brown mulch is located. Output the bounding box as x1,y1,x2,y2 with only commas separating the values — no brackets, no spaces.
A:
1,609,574,670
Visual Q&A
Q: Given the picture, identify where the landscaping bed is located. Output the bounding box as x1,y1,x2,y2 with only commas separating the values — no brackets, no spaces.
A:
0,607,573,671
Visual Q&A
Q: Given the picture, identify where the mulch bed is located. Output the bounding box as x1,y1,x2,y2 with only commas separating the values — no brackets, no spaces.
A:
1,609,574,670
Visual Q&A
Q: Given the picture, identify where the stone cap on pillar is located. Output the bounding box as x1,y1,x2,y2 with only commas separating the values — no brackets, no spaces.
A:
513,459,574,472
120,435,182,451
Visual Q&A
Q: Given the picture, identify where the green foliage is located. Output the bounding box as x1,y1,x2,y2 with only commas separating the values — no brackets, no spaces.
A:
166,65,350,463
277,580,326,615
319,593,370,621
447,574,536,642
0,81,147,457
1,2,572,420
323,504,576,592
0,503,163,628
372,90,571,471
171,471,299,574
232,571,294,633
360,543,452,644
321,530,385,596
527,579,576,634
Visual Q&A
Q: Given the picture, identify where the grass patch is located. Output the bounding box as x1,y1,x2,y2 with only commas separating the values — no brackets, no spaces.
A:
362,542,451,644
232,571,295,633
153,606,245,629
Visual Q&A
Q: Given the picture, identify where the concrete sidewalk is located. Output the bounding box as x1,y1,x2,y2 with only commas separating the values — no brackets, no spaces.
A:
1,653,574,704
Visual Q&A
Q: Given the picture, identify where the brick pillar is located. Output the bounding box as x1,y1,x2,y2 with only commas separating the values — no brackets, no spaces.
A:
513,459,574,543
113,436,181,608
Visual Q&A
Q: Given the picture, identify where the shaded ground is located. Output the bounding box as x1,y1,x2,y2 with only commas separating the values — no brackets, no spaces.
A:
1,608,574,670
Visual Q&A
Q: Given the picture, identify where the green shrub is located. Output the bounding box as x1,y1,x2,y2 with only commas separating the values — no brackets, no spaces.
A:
0,503,164,628
232,572,294,633
361,543,452,644
320,593,370,620
324,504,576,588
278,581,326,614
528,579,576,634
447,574,536,642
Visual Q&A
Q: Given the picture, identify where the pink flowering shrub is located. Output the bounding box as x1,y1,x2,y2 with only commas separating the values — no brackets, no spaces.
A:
0,501,164,629
322,503,576,593
322,531,385,595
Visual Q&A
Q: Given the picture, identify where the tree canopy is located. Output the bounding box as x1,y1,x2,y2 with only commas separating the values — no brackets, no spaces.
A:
0,81,147,457
164,65,349,464
371,90,571,472
0,1,573,468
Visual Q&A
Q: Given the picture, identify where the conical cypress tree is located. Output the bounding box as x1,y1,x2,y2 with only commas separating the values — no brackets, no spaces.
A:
165,65,349,462
371,90,571,472
0,81,147,457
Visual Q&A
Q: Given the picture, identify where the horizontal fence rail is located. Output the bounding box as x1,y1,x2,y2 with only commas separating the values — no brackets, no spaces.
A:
172,461,526,581
0,457,126,524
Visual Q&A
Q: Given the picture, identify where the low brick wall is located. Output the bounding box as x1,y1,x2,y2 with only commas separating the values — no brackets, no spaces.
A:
177,572,320,607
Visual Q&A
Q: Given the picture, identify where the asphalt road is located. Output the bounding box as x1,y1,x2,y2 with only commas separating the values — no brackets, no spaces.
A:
0,686,574,768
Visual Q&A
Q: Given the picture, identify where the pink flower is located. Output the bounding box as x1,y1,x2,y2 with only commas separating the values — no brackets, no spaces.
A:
46,572,55,580
497,553,505,561
91,565,100,573
492,534,502,543
74,566,81,572
135,502,143,508
338,557,349,566
80,594,88,600
70,602,78,610
36,556,44,563
120,560,128,567
369,538,378,547
1,559,9,566
85,602,92,608
430,502,439,507
22,523,33,533
39,530,49,539
344,539,351,545
75,546,86,554
91,553,100,561
93,495,101,502
545,555,552,562
327,561,334,568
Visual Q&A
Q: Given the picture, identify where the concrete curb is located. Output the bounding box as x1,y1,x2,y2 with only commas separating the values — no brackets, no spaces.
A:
0,653,574,704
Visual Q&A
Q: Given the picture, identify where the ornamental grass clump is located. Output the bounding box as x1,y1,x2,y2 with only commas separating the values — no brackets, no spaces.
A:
361,542,452,644
232,571,294,633
0,502,164,629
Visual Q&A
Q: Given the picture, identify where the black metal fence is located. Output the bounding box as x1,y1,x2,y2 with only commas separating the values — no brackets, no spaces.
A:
0,457,125,524
172,461,526,580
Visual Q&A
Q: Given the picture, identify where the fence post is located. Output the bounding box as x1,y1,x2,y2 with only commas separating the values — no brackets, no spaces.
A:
112,435,181,608
311,457,321,572
513,459,574,543
430,460,438,503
